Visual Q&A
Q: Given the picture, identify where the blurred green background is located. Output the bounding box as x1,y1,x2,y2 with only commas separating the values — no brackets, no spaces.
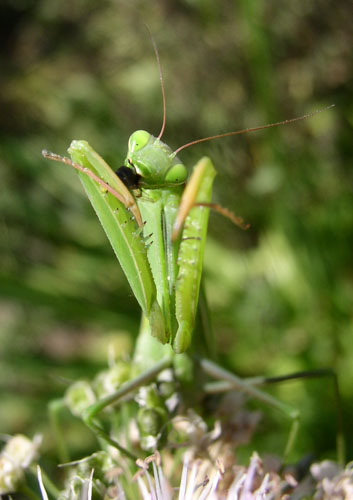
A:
1,0,352,463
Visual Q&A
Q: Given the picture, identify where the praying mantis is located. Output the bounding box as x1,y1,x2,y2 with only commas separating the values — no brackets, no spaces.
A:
43,41,342,464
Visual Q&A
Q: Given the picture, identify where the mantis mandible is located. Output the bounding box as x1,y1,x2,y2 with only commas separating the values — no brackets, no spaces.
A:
42,40,339,463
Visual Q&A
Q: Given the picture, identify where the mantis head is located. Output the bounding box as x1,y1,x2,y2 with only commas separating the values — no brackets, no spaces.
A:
120,130,187,189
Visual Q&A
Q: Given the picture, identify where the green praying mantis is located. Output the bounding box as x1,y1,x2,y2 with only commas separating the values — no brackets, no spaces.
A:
43,41,342,464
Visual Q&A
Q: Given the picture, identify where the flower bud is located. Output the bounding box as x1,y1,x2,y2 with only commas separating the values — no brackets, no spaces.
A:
65,380,96,417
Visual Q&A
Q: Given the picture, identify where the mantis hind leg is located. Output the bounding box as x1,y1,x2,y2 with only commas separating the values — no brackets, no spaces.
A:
251,368,345,465
200,358,344,464
199,357,299,464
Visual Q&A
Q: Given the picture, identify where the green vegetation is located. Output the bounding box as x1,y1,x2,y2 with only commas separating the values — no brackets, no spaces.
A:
0,0,352,495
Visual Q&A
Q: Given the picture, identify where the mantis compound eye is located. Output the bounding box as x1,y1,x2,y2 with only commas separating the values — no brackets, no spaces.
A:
128,130,151,152
115,166,141,189
165,163,188,184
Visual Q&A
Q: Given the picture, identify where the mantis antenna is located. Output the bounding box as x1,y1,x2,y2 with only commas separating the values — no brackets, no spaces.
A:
145,25,167,141
173,105,335,155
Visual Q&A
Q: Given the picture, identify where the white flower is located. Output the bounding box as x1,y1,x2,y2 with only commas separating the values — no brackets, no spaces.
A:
0,434,41,494
312,460,353,499
130,450,289,499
